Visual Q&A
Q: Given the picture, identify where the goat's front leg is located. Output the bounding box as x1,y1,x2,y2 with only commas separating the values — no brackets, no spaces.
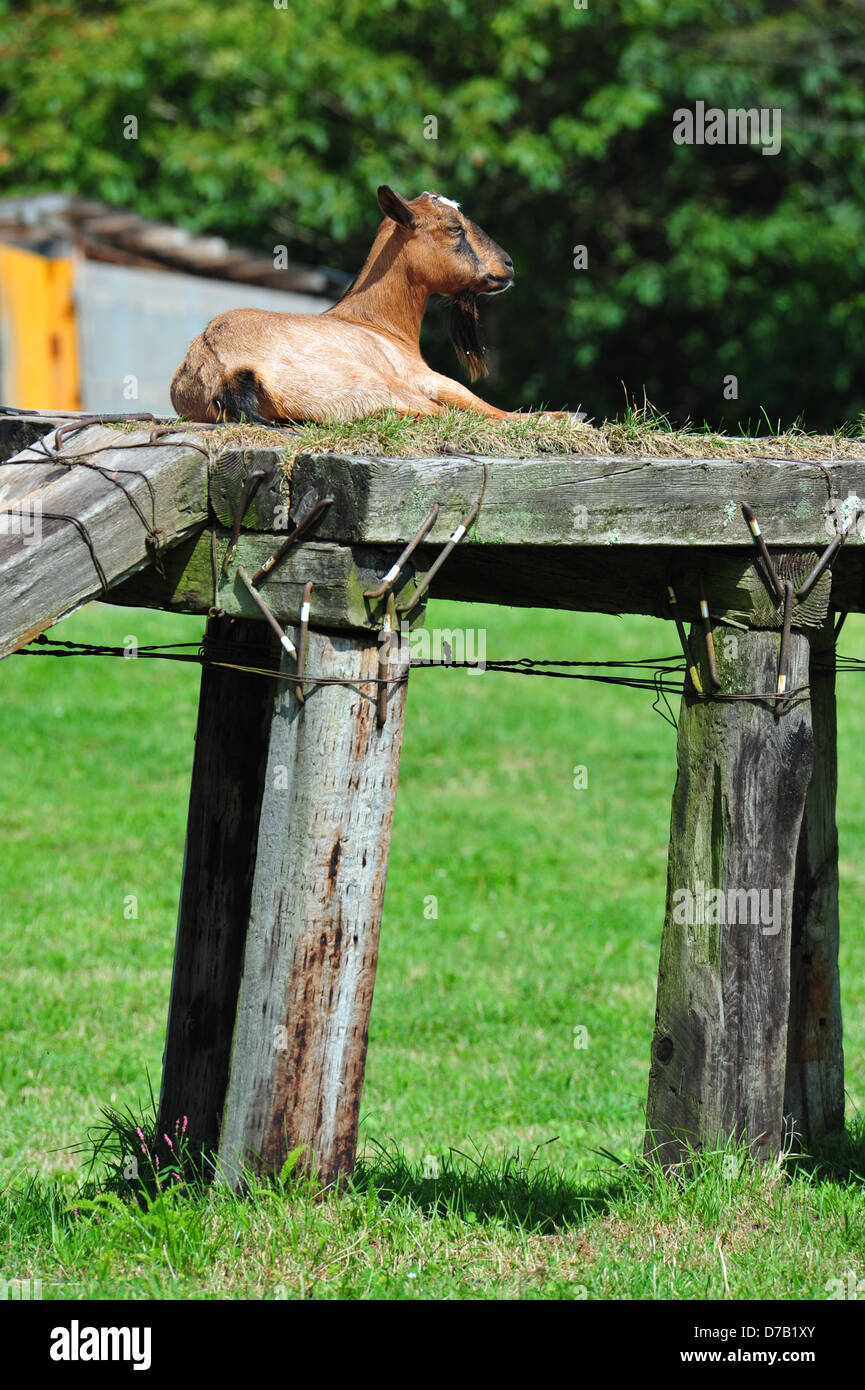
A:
426,373,573,421
426,374,512,419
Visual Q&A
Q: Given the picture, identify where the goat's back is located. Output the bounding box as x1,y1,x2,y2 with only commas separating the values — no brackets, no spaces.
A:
170,307,432,422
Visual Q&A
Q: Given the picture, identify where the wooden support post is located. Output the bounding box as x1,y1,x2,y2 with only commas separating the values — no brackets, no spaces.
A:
646,624,815,1168
216,624,409,1190
786,617,844,1142
156,616,279,1162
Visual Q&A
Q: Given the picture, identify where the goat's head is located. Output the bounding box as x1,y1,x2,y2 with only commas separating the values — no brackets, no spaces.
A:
377,185,513,380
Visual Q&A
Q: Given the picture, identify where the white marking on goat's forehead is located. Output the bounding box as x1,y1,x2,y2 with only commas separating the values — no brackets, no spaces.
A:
424,192,461,210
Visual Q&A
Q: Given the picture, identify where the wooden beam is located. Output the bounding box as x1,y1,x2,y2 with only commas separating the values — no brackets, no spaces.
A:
212,448,865,550
786,618,844,1142
216,627,409,1189
105,532,844,628
105,531,430,631
645,620,816,1168
6,423,864,647
427,543,837,627
156,616,280,1164
0,425,208,658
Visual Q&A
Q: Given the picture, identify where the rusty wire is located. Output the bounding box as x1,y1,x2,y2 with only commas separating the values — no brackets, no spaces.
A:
15,636,861,719
1,509,109,590
0,419,210,561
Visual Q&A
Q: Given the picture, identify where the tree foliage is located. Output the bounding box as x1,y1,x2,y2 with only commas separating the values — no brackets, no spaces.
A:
1,0,864,427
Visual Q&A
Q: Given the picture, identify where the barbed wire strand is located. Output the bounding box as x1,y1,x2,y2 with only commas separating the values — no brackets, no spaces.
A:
12,635,862,726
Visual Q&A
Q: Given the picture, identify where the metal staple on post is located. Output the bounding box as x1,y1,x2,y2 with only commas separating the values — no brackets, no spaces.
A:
795,532,846,601
775,580,795,719
294,581,314,705
666,584,703,696
251,496,334,586
698,575,722,689
741,502,784,601
363,503,440,601
235,565,297,658
222,470,266,576
396,466,488,617
377,592,397,728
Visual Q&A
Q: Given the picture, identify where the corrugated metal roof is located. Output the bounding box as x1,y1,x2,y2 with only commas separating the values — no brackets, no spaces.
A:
0,193,349,297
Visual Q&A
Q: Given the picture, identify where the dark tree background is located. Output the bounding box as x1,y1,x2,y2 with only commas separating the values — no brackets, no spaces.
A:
1,0,864,429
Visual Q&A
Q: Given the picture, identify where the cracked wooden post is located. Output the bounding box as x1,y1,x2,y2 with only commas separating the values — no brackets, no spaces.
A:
157,615,279,1163
645,621,815,1168
785,617,844,1142
216,623,409,1190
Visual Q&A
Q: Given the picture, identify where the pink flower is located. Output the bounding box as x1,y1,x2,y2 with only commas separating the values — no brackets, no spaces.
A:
163,1134,173,1149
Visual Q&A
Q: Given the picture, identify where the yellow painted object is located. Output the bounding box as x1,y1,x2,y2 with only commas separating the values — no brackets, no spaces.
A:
0,242,80,410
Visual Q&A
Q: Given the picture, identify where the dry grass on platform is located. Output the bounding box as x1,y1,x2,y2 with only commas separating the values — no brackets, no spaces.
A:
104,401,865,463
166,403,865,469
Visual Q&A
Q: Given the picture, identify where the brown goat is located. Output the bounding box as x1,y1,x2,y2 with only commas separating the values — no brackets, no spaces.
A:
171,186,562,424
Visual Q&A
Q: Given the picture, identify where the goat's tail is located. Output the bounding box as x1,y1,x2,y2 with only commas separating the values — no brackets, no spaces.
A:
171,349,282,424
212,367,280,425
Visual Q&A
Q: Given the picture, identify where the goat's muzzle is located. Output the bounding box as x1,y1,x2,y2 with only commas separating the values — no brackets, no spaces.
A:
482,270,514,295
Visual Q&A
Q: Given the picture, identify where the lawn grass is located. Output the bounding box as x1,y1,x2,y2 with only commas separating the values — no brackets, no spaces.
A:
1,597,864,1300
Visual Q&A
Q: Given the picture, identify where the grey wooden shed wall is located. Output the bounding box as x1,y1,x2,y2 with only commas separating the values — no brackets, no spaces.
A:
76,260,333,415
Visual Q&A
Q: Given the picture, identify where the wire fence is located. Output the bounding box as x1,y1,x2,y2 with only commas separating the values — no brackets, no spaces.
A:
13,633,863,730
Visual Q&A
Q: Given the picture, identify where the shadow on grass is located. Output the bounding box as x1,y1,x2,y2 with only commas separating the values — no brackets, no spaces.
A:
38,1096,865,1241
349,1139,629,1233
71,1096,632,1230
351,1118,865,1232
784,1115,865,1188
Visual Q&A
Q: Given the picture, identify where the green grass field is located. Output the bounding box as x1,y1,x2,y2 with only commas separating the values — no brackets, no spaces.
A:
2,598,864,1300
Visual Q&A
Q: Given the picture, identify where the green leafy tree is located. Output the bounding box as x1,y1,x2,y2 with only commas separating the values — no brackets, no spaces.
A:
1,0,864,428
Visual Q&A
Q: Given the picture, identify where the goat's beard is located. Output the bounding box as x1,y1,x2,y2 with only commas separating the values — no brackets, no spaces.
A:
449,292,488,382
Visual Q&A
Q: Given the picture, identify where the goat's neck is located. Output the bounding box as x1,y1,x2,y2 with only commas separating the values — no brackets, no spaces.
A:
328,224,429,350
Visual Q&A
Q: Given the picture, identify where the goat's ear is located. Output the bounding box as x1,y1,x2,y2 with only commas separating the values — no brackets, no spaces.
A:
378,185,418,230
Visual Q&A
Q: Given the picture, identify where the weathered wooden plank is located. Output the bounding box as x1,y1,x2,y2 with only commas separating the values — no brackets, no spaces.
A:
211,448,865,550
156,616,280,1165
104,532,844,629
786,618,845,1142
216,626,409,1189
645,620,815,1169
427,543,835,627
0,425,208,658
103,529,216,616
105,532,430,631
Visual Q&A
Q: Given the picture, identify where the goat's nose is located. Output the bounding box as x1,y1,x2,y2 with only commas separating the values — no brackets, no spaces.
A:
503,255,514,271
